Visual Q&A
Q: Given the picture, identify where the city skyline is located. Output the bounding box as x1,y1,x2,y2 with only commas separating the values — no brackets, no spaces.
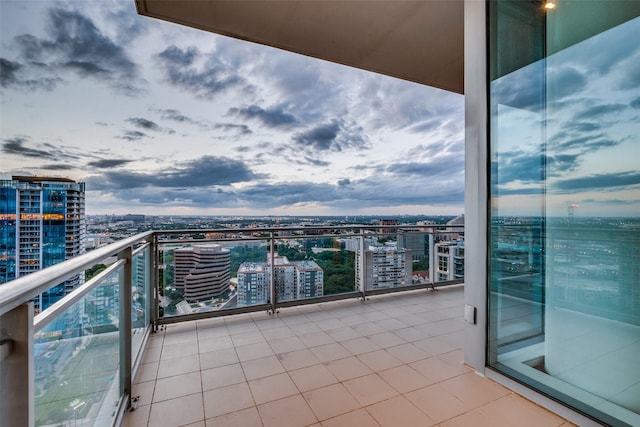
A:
1,0,465,216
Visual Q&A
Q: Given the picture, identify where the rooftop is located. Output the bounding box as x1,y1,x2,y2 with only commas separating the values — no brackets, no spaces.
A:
122,285,572,427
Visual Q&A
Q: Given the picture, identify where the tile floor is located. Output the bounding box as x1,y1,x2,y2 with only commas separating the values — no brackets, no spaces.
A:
122,285,573,427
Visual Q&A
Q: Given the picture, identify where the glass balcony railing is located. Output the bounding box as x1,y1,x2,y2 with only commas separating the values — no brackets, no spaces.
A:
0,225,463,426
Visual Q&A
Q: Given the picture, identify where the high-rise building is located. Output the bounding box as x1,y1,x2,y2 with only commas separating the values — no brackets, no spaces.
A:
435,240,465,282
0,176,85,312
174,245,231,302
356,246,412,291
236,254,323,306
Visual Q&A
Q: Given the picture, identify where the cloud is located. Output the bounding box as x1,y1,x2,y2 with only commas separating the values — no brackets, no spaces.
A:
292,119,369,153
86,155,260,190
493,150,581,186
552,171,640,193
228,105,298,128
2,136,79,161
87,159,133,168
547,66,588,99
0,57,62,90
158,109,196,124
39,163,75,171
8,7,139,94
213,123,252,135
156,45,247,98
573,103,627,121
118,130,148,141
630,96,640,109
126,117,161,131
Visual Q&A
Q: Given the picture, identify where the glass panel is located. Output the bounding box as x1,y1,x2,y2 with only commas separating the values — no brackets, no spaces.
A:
159,239,268,317
489,1,640,425
34,270,121,426
132,246,150,363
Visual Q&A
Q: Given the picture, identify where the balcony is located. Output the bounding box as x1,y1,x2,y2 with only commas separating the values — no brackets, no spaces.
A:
0,225,570,426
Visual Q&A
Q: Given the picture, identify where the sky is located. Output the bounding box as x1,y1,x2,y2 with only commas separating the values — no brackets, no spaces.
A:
0,0,465,216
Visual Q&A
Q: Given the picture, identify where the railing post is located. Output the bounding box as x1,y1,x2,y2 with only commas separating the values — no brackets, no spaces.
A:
359,229,366,299
429,229,436,286
118,246,132,409
151,234,159,332
0,303,33,427
269,232,276,313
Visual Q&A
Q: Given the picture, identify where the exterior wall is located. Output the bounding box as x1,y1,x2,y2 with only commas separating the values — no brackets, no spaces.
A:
358,246,412,290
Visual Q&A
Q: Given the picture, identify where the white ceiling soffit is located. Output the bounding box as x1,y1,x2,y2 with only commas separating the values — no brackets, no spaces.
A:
135,0,464,95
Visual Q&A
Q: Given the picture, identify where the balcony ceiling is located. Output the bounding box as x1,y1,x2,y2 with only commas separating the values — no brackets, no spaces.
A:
135,0,464,94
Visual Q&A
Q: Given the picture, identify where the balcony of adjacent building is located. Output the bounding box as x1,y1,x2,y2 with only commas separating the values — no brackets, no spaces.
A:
0,225,572,427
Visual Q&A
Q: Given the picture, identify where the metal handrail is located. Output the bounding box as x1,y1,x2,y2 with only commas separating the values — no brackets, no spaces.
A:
0,231,152,316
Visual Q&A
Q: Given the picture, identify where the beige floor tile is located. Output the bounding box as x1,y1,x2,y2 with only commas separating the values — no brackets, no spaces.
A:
261,325,295,340
320,409,380,427
405,383,467,423
365,395,435,427
197,326,229,341
357,349,403,372
352,323,387,337
343,373,399,406
236,341,274,362
299,331,335,347
409,356,468,384
203,382,255,419
393,326,432,343
289,364,338,392
249,372,299,404
134,361,158,383
325,326,360,342
149,393,204,427
258,394,318,427
269,336,306,354
310,342,351,362
161,340,199,360
131,379,155,407
122,403,150,427
157,354,200,379
153,371,202,402
379,364,433,393
231,330,266,347
303,383,361,421
142,346,162,363
324,356,373,381
475,394,566,427
413,336,456,355
385,342,430,364
242,355,285,380
341,337,381,356
438,372,510,410
367,332,406,349
163,329,198,346
199,347,239,370
198,335,234,353
201,363,245,391
205,407,262,427
277,348,321,371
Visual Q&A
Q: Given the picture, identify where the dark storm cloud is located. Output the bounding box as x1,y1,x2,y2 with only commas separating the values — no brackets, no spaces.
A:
235,146,251,153
387,159,464,178
156,45,246,98
87,159,133,168
562,122,602,133
213,123,252,135
87,155,259,190
9,8,139,93
0,57,62,91
228,105,298,128
553,171,640,193
631,97,640,109
2,136,79,161
553,134,620,152
118,130,148,141
292,119,369,153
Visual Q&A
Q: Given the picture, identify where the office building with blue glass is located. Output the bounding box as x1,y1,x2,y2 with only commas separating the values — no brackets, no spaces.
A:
0,176,85,312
